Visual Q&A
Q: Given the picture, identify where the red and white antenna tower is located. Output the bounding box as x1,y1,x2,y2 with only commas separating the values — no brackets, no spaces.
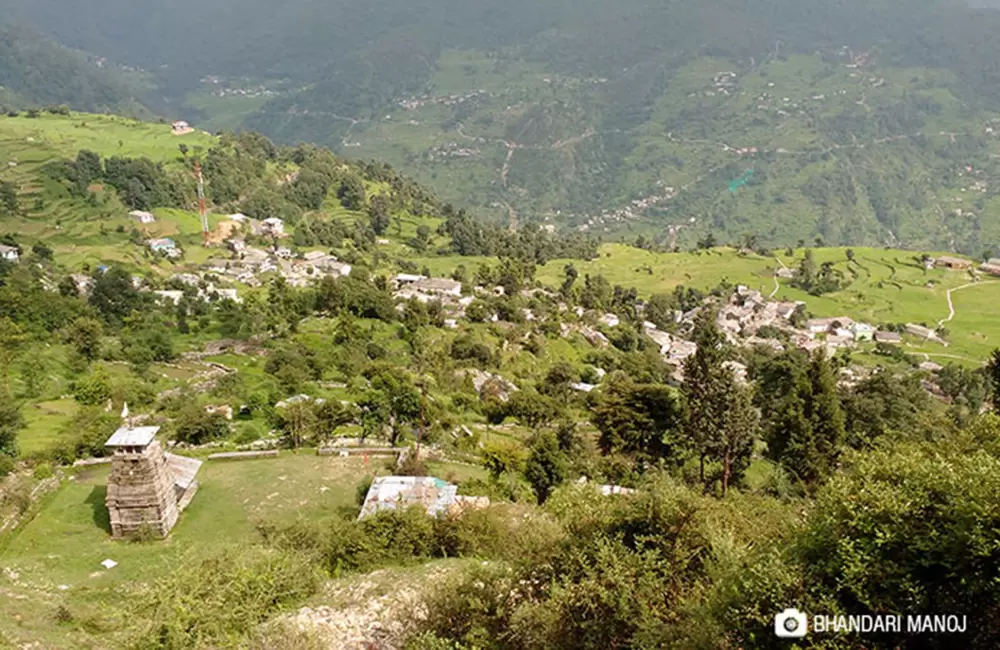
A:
194,161,209,246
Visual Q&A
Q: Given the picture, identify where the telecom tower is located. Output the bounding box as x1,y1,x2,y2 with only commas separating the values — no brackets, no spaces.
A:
194,161,209,245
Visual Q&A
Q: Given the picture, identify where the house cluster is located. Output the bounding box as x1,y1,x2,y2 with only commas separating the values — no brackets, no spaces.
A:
576,181,678,232
201,245,352,288
397,89,491,111
0,244,19,263
427,142,481,159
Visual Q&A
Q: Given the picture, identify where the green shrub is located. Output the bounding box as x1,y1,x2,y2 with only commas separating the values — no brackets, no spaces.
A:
32,462,53,479
122,546,319,649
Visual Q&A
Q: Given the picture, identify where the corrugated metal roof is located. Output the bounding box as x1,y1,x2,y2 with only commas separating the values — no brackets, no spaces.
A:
358,476,458,519
105,426,159,447
165,453,203,491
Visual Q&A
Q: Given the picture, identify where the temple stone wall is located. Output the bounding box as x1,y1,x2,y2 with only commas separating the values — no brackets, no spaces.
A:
105,440,180,539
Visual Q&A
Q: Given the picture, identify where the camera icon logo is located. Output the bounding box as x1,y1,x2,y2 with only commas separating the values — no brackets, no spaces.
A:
774,608,808,638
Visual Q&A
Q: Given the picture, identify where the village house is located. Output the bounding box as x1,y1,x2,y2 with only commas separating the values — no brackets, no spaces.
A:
208,287,241,303
852,322,876,342
148,237,178,255
260,217,285,237
933,256,973,270
153,290,185,305
394,273,426,287
905,323,938,340
667,340,698,364
0,244,19,263
875,330,903,344
70,273,92,296
599,313,621,328
412,277,463,298
129,210,156,224
171,273,201,287
806,317,855,336
359,476,489,519
171,120,191,134
979,259,1000,276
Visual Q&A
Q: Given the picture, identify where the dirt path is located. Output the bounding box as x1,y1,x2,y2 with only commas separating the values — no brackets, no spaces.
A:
770,256,789,298
938,280,1000,328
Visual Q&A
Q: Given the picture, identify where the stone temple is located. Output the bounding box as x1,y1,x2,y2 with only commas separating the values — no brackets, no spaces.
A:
104,426,203,540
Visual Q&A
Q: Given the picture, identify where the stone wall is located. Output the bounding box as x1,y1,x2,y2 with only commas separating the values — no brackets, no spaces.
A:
105,440,179,539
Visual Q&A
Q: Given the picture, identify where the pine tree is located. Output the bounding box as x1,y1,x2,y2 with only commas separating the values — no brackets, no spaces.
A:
682,309,730,484
719,381,759,496
765,351,845,486
806,350,846,478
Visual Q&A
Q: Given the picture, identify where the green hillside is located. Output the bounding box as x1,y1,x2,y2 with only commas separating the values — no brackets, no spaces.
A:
0,24,150,116
8,0,1000,251
1,112,1000,649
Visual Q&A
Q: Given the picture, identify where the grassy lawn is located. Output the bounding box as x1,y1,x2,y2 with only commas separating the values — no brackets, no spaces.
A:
1,455,377,584
19,400,79,457
0,454,388,646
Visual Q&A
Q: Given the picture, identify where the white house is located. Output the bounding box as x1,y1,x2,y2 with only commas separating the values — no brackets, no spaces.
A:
129,210,156,224
261,217,285,236
153,290,184,305
412,277,462,298
0,244,19,263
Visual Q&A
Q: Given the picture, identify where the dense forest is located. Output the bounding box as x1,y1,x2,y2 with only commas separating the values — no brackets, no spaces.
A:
0,25,147,115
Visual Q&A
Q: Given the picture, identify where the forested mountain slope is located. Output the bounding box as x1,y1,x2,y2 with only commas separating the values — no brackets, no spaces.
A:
6,0,1000,252
0,25,149,116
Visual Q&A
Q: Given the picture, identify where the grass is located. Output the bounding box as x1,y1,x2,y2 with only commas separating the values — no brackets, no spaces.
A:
19,400,79,457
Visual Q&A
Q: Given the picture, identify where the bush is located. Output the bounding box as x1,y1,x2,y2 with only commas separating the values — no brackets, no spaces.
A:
0,455,14,477
32,462,53,480
173,404,230,445
122,546,320,649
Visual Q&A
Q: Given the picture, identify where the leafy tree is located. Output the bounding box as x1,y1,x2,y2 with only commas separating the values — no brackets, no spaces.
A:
524,431,568,504
0,391,24,458
763,351,845,486
19,349,47,398
276,401,317,449
89,266,145,326
313,400,356,442
592,371,682,462
506,389,560,430
174,403,230,445
74,149,103,183
337,174,366,211
539,361,577,399
843,371,930,448
73,365,112,406
368,193,391,235
358,367,421,446
0,181,18,217
481,439,527,481
799,442,1000,648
